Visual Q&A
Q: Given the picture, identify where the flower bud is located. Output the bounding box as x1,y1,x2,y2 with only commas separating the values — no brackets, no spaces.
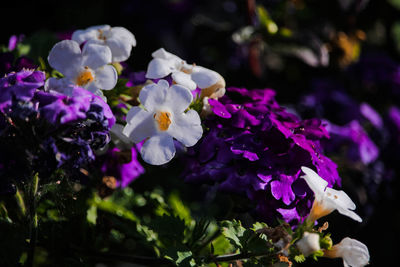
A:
296,232,321,257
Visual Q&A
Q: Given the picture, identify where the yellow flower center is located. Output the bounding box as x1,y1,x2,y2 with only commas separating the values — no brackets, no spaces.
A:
76,67,94,86
97,29,107,41
154,111,172,131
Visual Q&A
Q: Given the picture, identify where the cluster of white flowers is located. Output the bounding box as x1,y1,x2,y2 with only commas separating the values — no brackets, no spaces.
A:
46,25,136,99
45,25,225,166
123,48,226,165
298,167,370,267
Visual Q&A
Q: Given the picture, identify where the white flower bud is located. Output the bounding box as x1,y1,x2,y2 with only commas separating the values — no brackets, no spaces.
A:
296,232,321,257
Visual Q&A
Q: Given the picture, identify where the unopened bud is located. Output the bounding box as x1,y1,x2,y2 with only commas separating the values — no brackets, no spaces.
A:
296,232,321,257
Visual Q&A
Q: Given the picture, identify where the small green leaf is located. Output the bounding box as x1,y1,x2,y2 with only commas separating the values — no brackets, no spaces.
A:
294,254,306,263
86,205,97,225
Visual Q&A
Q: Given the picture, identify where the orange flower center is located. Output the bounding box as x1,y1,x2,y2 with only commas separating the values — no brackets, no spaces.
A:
76,67,94,86
154,111,172,131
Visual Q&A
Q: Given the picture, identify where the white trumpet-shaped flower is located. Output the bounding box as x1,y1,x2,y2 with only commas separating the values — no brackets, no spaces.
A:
47,40,117,97
72,25,136,62
145,48,225,97
122,79,203,165
324,237,370,267
296,232,321,257
300,166,362,222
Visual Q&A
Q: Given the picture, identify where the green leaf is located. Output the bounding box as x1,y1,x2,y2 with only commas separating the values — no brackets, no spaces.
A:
168,191,192,226
220,220,246,249
89,194,139,222
164,245,195,267
86,205,97,225
312,249,324,261
150,214,187,246
294,254,306,263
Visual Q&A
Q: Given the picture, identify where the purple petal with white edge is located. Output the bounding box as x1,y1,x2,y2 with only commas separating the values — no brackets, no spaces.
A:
146,58,174,79
47,40,82,78
94,65,117,90
191,66,221,89
82,43,112,69
141,134,176,165
163,84,193,113
168,110,203,147
172,71,197,90
139,79,169,111
123,106,156,143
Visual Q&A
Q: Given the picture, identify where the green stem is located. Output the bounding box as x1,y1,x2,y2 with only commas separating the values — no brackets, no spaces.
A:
26,173,39,267
15,188,27,217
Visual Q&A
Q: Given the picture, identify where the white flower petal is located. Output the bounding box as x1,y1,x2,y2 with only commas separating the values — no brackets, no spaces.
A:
146,58,174,79
44,77,74,96
47,40,82,78
325,188,356,210
106,37,133,62
94,65,117,90
172,72,197,90
111,27,136,46
152,47,180,61
191,66,222,89
123,106,156,143
168,110,203,147
139,79,169,111
110,123,133,150
164,84,193,113
141,134,176,165
337,238,370,267
301,166,328,199
82,42,112,69
71,25,110,44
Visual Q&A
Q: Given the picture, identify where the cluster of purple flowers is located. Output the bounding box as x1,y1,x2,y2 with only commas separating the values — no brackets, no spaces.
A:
0,69,115,193
183,87,340,224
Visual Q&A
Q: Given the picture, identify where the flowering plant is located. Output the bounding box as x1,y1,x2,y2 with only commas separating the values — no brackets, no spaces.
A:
2,1,400,266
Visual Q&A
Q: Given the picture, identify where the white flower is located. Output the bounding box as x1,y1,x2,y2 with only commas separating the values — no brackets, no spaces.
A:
296,232,321,257
47,40,117,96
145,48,225,96
122,79,203,165
110,123,133,150
300,166,362,222
72,25,136,62
324,237,370,267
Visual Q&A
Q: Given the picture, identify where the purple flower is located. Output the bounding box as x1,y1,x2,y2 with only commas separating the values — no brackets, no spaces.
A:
0,70,45,111
323,120,379,165
183,87,340,225
99,146,144,188
0,70,114,189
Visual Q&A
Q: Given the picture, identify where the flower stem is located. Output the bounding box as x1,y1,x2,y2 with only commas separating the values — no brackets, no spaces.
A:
26,173,39,267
